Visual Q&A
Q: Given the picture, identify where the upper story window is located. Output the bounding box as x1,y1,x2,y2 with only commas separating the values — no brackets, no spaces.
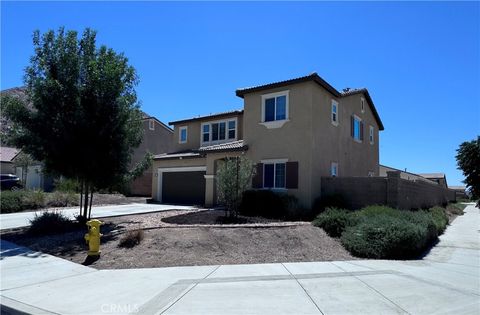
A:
369,126,374,144
331,162,338,177
331,100,339,126
351,115,363,142
361,98,365,113
261,91,289,129
149,119,155,130
179,126,188,144
201,118,237,145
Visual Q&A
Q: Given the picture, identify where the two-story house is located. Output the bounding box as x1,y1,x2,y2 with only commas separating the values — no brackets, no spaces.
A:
151,73,384,208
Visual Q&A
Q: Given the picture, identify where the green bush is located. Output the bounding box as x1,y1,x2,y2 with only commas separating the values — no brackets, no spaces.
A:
429,206,449,235
341,215,427,259
239,190,304,220
54,178,80,193
312,194,348,214
339,205,441,259
0,190,25,213
312,208,358,237
22,190,46,209
47,191,79,207
29,211,78,236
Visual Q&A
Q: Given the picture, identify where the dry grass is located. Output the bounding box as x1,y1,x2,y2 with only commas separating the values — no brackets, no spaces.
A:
118,229,144,248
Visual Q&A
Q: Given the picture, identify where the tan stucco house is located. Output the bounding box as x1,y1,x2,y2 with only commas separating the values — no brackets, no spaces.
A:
152,73,384,207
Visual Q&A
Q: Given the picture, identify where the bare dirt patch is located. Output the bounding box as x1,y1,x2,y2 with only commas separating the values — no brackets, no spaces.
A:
1,210,355,269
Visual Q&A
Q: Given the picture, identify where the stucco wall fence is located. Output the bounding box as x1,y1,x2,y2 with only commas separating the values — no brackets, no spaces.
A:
321,171,456,210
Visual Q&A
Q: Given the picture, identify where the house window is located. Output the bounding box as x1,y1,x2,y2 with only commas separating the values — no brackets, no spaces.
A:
179,126,188,143
202,124,210,142
361,98,365,113
351,115,363,142
263,162,286,189
331,100,338,126
201,118,237,144
369,126,374,144
228,120,236,139
331,162,338,177
262,91,289,123
149,119,155,130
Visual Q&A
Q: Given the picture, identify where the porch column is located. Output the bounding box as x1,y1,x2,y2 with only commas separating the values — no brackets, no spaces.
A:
204,175,215,207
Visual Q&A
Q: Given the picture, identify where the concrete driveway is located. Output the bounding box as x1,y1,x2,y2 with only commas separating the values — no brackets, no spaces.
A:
0,203,194,230
1,205,479,314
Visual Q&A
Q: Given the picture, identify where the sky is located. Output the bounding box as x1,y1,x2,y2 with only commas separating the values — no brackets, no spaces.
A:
1,1,479,186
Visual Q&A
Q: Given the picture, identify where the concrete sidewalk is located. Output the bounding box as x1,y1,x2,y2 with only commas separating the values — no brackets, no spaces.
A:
0,203,194,230
1,205,479,314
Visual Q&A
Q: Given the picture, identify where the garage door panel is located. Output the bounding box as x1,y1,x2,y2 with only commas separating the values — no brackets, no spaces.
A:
162,171,205,205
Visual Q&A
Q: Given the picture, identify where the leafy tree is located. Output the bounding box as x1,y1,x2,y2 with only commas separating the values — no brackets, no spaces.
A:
4,27,143,220
13,152,35,186
216,156,255,217
456,136,480,205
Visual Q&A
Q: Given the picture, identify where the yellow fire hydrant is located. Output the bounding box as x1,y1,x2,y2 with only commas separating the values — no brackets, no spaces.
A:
84,219,103,256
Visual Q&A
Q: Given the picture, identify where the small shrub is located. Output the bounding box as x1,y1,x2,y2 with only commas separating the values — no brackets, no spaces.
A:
29,211,77,236
54,178,79,193
239,190,303,220
47,191,79,207
118,229,144,248
429,206,449,234
312,208,358,237
312,194,348,214
22,190,46,209
341,216,426,259
0,190,25,213
447,203,467,215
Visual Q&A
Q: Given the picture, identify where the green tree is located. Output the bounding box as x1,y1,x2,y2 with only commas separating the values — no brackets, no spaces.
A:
456,136,480,205
4,28,143,220
13,152,35,186
216,156,255,217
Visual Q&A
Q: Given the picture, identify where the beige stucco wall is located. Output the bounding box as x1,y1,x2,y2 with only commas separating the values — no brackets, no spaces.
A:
171,114,244,152
242,83,315,207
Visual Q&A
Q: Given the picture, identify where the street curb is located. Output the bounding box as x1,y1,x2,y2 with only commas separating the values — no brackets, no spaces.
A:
1,296,57,315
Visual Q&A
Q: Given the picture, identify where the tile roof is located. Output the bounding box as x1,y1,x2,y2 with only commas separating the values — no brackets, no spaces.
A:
0,147,20,162
419,173,446,179
449,186,466,190
141,111,173,133
169,110,243,125
235,72,384,131
153,152,202,160
198,140,247,153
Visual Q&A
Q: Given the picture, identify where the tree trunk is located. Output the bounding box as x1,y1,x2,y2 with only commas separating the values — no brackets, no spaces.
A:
83,183,89,219
79,180,83,216
88,189,93,219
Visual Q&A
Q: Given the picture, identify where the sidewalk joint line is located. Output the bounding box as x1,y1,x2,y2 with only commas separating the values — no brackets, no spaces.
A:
331,261,411,315
281,263,325,315
159,264,221,315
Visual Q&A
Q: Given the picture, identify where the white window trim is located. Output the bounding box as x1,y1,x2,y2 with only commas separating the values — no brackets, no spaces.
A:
261,158,288,190
369,125,374,145
331,100,339,126
149,119,155,131
156,166,207,202
361,97,365,113
331,162,338,177
179,126,188,144
200,117,238,146
260,90,290,129
353,115,362,143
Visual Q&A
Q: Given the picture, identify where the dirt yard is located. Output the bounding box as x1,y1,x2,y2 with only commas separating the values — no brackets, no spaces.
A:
1,210,356,269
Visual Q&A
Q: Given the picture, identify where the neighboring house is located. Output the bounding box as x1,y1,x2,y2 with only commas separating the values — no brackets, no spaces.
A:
379,165,437,183
152,72,384,207
418,173,448,188
449,185,469,199
128,113,174,196
0,146,20,174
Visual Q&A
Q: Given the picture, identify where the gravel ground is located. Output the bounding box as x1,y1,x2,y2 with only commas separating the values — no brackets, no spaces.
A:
1,210,355,269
